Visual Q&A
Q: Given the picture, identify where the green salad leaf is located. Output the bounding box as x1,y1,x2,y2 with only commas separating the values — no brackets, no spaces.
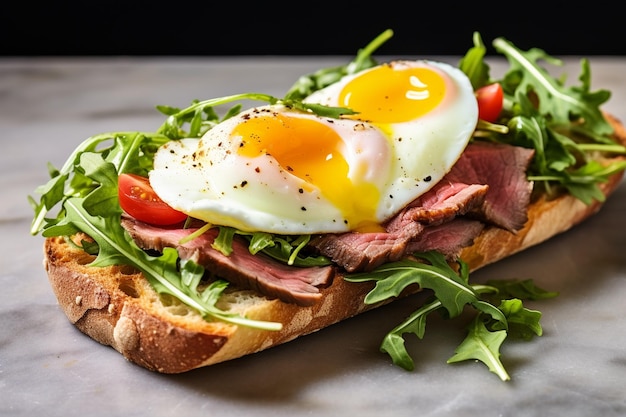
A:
447,318,509,380
156,92,356,140
346,252,557,381
461,32,626,204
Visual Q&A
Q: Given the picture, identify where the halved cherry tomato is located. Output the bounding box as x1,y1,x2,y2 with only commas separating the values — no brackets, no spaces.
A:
475,83,504,123
118,173,188,226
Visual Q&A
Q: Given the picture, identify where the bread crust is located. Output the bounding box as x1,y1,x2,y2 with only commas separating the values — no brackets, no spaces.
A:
42,113,626,373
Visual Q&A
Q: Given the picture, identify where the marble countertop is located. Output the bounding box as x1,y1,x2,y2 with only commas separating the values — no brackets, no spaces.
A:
2,55,626,417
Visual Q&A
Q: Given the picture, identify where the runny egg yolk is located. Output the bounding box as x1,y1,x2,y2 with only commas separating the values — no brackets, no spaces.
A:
234,113,382,232
338,65,446,124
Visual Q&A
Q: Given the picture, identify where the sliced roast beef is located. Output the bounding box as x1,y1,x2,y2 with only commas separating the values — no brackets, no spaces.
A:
310,180,489,272
386,182,489,230
445,141,535,231
309,225,418,273
121,217,334,306
405,218,485,254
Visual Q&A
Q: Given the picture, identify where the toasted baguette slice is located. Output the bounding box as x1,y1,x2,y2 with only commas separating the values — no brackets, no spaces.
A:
42,113,626,374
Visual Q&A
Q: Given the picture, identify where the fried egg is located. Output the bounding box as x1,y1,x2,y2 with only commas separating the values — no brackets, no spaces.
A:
149,60,478,235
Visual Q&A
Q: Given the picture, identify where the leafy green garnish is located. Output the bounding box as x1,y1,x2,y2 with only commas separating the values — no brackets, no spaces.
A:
156,92,355,140
460,32,626,204
458,31,491,91
205,226,331,267
30,131,169,235
234,230,331,267
346,252,557,381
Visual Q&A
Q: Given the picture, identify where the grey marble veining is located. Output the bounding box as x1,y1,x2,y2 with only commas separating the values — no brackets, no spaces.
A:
1,56,626,417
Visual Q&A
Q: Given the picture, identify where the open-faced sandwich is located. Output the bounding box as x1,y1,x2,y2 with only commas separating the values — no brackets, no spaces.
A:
29,30,626,380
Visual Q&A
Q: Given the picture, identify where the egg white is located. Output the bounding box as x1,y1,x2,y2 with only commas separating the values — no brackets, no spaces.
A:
149,105,394,234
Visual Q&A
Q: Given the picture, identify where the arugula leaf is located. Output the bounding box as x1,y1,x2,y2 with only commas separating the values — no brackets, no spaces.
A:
156,92,355,140
346,252,557,381
493,299,543,339
458,31,491,90
461,32,626,205
379,298,441,371
494,38,613,136
30,132,169,235
447,318,509,380
347,251,475,317
483,278,559,301
447,297,544,381
209,226,331,267
242,231,331,266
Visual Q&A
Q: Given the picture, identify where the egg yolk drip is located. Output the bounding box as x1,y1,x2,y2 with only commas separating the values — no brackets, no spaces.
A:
234,113,381,231
338,65,446,125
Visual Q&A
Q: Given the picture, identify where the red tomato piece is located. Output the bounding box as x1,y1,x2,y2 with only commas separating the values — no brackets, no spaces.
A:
475,83,504,123
118,173,188,226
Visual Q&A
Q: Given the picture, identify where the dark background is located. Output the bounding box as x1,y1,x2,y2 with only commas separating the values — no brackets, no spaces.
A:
3,1,625,57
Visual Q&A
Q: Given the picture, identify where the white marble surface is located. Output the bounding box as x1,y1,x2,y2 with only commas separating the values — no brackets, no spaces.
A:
2,55,626,417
